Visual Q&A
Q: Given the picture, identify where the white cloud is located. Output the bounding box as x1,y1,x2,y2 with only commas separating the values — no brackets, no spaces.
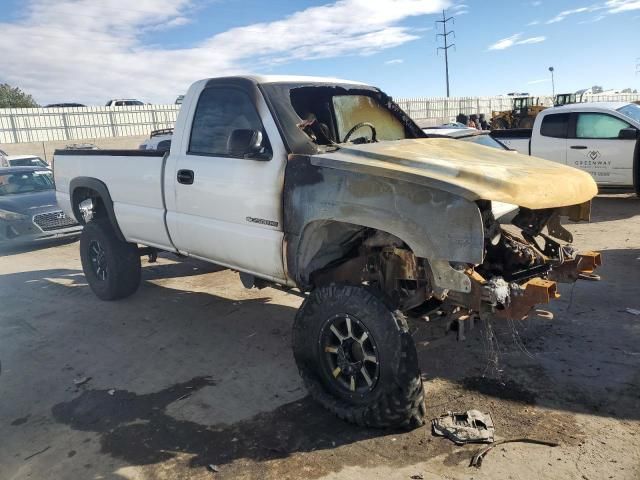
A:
546,6,592,24
385,59,404,64
487,33,546,50
449,3,469,14
527,78,550,84
606,0,640,12
0,0,449,104
545,1,640,25
527,20,540,25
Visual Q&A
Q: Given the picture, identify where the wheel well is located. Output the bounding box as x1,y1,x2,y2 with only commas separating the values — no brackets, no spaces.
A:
293,220,432,310
71,187,107,223
69,178,125,241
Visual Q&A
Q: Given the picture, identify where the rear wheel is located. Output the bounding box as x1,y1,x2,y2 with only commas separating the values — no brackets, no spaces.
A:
292,284,426,429
80,219,141,300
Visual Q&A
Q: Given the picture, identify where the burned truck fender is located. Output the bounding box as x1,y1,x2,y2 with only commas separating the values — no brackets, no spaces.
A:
283,155,484,290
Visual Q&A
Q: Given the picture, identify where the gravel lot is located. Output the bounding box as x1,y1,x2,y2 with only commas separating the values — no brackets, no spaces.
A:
1,194,639,480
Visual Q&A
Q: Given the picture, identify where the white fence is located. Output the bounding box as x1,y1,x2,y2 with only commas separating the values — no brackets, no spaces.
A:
394,94,640,127
0,105,179,144
1,94,639,144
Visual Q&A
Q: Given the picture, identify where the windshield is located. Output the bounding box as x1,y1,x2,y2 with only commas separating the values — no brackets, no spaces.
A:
0,170,54,196
9,156,48,167
332,95,407,143
459,134,507,150
617,104,640,124
263,83,423,155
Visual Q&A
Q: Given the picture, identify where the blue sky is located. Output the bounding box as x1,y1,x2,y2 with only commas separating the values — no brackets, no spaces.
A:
0,0,638,104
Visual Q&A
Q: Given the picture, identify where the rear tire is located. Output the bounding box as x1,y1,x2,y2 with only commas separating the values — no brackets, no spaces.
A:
80,219,141,301
292,284,426,429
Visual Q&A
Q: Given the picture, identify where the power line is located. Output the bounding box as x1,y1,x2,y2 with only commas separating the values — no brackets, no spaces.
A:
436,10,455,98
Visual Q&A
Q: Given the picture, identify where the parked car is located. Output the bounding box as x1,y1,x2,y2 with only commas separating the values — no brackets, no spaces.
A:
139,128,172,152
423,127,509,150
105,99,144,107
492,102,640,191
44,103,86,108
1,155,49,168
0,167,82,246
54,75,601,429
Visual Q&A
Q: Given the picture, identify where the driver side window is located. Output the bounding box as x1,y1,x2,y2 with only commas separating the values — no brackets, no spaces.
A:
188,87,271,159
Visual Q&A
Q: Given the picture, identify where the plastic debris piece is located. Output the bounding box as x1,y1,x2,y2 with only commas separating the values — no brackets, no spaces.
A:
73,376,91,386
432,410,495,445
625,308,640,316
470,438,559,468
108,389,115,396
207,464,220,472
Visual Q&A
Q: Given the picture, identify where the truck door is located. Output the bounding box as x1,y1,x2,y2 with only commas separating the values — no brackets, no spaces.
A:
534,112,569,164
567,112,634,186
165,83,287,282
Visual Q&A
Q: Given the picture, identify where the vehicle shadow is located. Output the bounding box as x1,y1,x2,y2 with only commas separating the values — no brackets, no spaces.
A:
0,236,79,257
0,247,638,477
588,193,639,222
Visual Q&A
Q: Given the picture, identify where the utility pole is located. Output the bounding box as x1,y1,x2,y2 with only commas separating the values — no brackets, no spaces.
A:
549,66,555,97
436,10,455,97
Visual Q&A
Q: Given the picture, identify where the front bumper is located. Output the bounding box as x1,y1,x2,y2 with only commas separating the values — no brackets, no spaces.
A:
0,218,82,246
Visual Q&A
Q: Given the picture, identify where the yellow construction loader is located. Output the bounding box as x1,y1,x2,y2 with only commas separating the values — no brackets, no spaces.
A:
491,97,547,129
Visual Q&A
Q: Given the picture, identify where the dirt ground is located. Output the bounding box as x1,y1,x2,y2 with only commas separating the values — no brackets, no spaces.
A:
1,194,639,480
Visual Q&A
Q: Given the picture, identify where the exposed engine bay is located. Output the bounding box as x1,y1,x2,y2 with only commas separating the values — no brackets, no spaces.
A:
309,200,601,323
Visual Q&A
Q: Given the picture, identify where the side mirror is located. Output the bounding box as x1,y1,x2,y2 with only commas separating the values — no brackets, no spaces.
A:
227,129,266,158
618,127,639,140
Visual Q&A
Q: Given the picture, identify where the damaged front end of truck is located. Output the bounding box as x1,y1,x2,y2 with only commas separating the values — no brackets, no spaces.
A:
283,137,602,326
443,200,602,324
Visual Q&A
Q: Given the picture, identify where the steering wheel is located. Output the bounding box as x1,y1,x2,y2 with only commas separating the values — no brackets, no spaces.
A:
342,122,377,143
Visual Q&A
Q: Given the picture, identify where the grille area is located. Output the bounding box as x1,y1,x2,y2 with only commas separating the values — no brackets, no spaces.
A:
33,211,78,231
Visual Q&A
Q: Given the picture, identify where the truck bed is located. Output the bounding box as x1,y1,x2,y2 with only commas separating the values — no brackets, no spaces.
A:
490,129,532,155
53,148,172,250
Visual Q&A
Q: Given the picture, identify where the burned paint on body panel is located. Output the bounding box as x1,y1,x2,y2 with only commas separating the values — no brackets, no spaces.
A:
312,138,598,210
283,155,484,288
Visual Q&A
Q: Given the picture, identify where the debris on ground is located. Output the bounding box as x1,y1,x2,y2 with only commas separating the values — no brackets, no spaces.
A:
624,308,640,316
432,410,495,445
107,389,115,396
23,446,51,461
72,376,91,386
470,438,560,468
207,464,220,473
410,475,424,479
176,393,191,401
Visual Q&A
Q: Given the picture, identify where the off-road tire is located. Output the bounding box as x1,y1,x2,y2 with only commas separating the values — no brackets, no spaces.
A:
80,218,141,301
292,284,426,429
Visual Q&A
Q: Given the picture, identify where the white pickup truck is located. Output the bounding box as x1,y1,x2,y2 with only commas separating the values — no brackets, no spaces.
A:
54,75,601,429
493,102,640,191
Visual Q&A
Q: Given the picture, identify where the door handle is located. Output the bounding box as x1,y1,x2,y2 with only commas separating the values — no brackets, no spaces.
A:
177,169,194,185
570,145,588,149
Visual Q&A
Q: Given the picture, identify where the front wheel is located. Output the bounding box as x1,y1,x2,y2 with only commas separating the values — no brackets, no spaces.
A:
80,219,141,301
292,284,426,429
